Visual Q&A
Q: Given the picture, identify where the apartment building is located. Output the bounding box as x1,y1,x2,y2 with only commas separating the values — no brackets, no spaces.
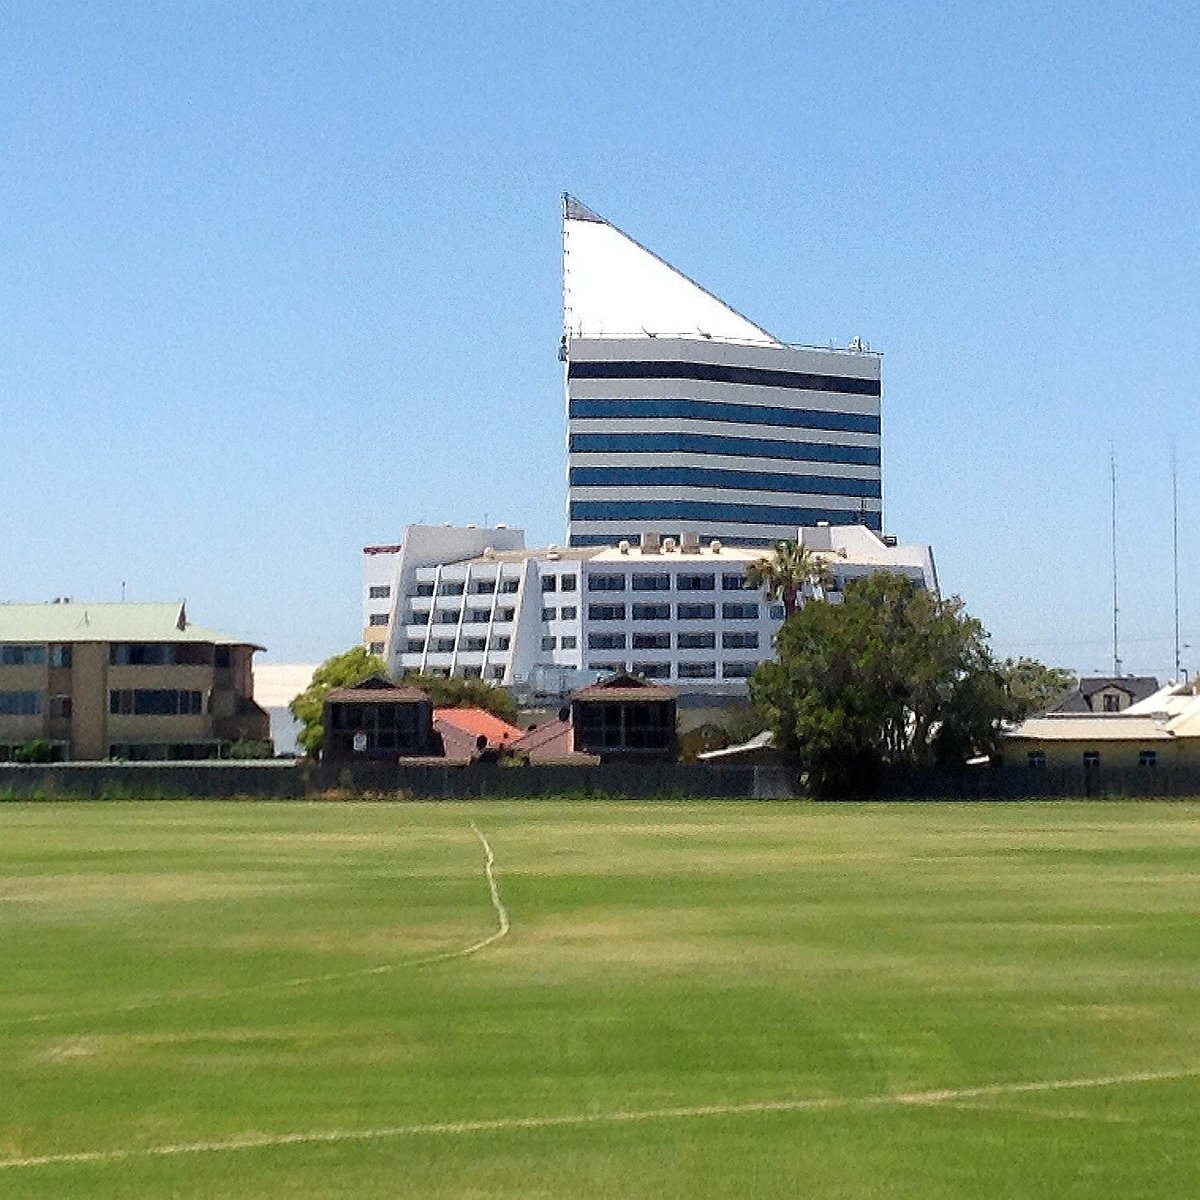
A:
562,196,882,547
0,600,269,760
364,523,936,697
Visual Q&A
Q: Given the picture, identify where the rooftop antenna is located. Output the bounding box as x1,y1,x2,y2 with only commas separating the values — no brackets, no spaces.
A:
1173,443,1182,680
1111,449,1122,676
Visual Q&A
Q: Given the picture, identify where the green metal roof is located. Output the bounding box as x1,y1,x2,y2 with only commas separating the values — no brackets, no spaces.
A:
0,602,264,649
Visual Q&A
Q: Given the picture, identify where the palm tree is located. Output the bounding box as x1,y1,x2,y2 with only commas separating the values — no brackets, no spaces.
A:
744,540,832,618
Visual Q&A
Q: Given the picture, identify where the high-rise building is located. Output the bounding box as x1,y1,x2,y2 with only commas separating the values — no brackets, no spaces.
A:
562,196,882,547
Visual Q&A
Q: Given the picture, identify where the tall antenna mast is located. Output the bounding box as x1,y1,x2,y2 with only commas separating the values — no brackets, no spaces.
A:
1173,444,1182,680
1111,450,1121,676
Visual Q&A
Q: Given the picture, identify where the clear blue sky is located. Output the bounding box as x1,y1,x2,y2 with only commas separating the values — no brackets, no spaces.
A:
3,1,1197,675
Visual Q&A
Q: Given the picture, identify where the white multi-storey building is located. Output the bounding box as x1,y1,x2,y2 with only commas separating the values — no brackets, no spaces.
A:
563,196,883,547
363,523,936,697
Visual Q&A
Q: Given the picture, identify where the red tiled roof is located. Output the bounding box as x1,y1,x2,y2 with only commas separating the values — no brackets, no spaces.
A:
509,718,598,764
433,707,524,745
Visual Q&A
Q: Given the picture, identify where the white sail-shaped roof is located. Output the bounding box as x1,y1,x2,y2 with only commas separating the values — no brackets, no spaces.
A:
562,195,781,346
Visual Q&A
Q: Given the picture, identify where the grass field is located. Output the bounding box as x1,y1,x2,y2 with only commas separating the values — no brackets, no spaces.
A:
2,799,1199,1198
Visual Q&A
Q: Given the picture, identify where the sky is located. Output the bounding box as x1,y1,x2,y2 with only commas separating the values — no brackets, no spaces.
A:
3,1,1197,676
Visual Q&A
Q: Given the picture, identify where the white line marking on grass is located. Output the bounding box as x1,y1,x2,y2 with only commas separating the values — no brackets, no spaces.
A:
0,823,509,1029
0,1066,1194,1172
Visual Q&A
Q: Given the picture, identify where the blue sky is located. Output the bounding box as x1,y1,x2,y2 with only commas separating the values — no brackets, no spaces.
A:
3,1,1197,674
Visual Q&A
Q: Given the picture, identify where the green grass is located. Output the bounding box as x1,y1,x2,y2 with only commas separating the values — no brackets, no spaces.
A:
1,799,1199,1197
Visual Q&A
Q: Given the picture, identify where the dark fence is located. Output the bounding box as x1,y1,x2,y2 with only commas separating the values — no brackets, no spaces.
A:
874,764,1200,800
0,761,797,801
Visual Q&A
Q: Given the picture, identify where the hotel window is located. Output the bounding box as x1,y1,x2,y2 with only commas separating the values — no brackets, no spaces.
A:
589,574,626,592
490,636,511,651
439,582,464,596
541,576,557,593
49,645,72,669
435,638,455,653
588,662,623,674
632,603,670,622
497,607,515,622
633,662,671,679
109,689,203,717
368,642,385,656
490,666,505,681
722,661,755,678
632,632,670,650
560,574,578,592
463,666,482,678
677,574,715,591
722,631,759,650
465,637,486,652
769,604,786,620
1027,750,1046,770
678,662,717,680
632,573,670,592
467,608,490,623
588,633,627,651
541,607,556,621
561,636,577,650
436,611,458,624
472,580,495,594
368,585,391,599
1,645,48,666
542,636,557,651
406,639,425,653
677,631,716,650
722,573,748,591
414,583,435,597
499,579,519,594
0,690,42,715
411,611,429,626
560,606,577,620
1139,749,1158,768
721,603,759,621
589,604,626,622
677,603,715,621
368,613,389,626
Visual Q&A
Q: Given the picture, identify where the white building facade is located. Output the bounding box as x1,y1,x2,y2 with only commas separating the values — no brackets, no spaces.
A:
563,196,882,547
363,523,936,698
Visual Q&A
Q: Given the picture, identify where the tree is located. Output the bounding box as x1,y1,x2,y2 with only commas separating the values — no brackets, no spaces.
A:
289,647,390,757
745,540,832,617
996,657,1076,718
749,572,1043,798
398,672,519,725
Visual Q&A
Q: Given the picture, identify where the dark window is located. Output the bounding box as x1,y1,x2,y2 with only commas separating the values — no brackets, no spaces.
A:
109,689,203,716
463,666,482,678
633,662,671,679
1102,693,1122,712
1139,749,1158,768
678,662,717,679
722,661,755,678
542,636,556,651
490,636,510,651
677,603,715,620
589,574,626,592
415,583,435,597
722,631,759,650
541,607,556,621
722,603,760,621
49,694,72,719
214,647,231,669
472,580,495,594
561,605,578,620
632,573,670,591
436,611,458,624
677,574,715,591
467,609,491,623
1083,751,1101,768
1027,751,1046,770
541,576,557,593
677,631,716,650
722,573,748,591
368,613,389,626
406,639,425,653
49,645,72,669
368,642,385,656
588,633,627,651
561,636,577,650
769,604,786,620
435,638,455,652
411,611,429,626
439,582,465,596
560,575,578,592
0,645,48,667
589,604,627,622
632,632,670,650
110,643,213,666
499,580,519,594
465,637,486,652
632,603,670,622
497,608,516,622
0,690,42,715
368,585,391,599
